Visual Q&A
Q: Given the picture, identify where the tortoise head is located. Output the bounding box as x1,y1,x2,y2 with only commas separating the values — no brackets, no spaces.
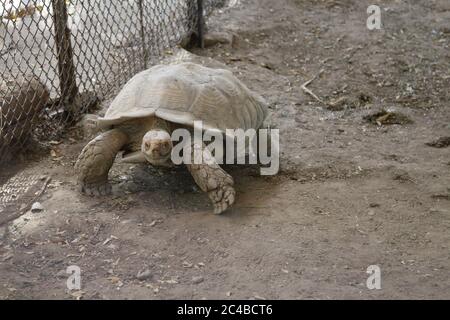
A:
141,130,173,165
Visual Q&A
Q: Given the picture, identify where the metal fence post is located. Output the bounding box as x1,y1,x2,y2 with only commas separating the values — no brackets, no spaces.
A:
51,0,78,112
197,0,204,48
138,0,148,69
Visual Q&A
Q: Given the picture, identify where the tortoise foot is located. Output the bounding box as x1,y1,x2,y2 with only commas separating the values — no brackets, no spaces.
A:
209,184,236,215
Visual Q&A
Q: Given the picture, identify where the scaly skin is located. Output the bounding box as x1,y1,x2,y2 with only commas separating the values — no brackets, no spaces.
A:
76,120,235,214
186,142,236,214
75,129,128,196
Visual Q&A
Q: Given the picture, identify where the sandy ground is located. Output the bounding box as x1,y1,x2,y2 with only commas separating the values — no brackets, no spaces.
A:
0,0,449,299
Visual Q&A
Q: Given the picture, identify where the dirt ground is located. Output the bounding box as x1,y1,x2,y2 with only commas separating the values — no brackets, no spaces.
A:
1,0,449,299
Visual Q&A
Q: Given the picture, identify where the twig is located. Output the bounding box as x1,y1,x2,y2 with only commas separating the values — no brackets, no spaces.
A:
301,69,327,105
0,177,51,226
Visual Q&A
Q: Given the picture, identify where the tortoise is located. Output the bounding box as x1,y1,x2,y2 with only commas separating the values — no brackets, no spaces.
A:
75,62,268,214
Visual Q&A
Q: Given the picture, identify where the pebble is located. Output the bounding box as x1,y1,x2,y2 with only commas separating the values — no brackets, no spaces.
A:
136,269,153,281
192,276,204,284
31,202,44,213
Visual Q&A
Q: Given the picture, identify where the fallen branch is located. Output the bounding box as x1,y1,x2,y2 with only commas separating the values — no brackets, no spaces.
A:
301,69,327,106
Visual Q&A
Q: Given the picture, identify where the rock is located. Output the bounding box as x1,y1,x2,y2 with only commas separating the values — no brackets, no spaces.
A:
203,32,235,48
192,276,204,284
31,202,44,213
136,269,153,281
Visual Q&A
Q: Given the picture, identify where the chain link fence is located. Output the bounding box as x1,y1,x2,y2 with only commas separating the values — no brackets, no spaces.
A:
0,0,224,163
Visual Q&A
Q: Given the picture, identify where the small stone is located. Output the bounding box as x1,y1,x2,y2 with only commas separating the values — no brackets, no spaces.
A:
136,269,152,281
31,202,44,213
192,276,204,284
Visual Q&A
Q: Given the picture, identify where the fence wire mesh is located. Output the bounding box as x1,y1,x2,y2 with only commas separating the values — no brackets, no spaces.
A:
0,0,224,163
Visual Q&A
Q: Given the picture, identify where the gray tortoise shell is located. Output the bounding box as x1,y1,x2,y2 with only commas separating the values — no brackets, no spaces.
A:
98,62,268,134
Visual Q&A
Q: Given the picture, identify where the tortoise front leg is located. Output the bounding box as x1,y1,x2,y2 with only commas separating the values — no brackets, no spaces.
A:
186,142,236,214
75,129,128,196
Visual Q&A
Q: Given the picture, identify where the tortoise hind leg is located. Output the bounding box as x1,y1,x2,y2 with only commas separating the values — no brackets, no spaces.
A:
75,129,128,196
186,142,236,214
